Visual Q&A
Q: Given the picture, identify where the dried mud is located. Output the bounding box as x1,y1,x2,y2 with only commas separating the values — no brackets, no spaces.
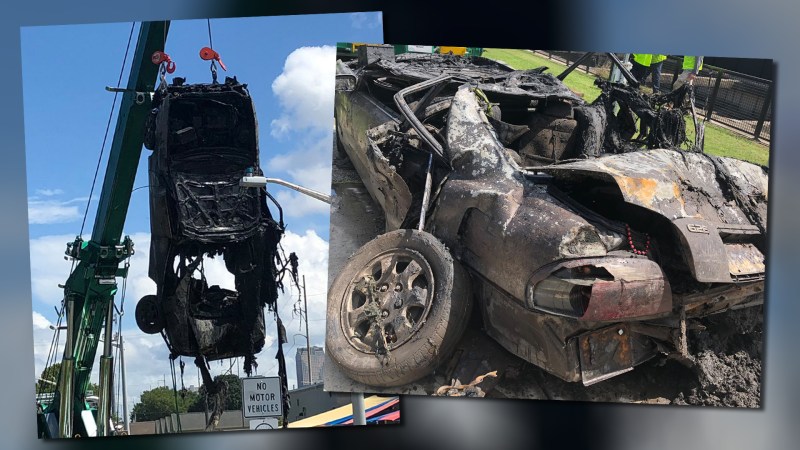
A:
673,306,763,408
488,307,764,408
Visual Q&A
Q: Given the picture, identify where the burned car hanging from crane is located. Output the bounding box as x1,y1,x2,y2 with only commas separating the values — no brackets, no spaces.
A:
327,49,768,388
136,75,287,377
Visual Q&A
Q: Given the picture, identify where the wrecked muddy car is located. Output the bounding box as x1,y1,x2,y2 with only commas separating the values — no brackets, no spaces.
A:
136,76,284,375
327,52,768,387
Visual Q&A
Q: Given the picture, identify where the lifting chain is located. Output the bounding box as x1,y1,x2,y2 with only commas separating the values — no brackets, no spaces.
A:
199,47,226,83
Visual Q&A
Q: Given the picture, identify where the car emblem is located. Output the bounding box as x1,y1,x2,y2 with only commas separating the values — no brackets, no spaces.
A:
687,223,709,234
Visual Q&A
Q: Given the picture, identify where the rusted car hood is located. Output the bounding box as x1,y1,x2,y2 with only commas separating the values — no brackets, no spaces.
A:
539,150,768,283
538,150,768,230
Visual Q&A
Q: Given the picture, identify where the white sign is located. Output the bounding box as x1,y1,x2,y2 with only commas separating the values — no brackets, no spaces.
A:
242,377,282,418
249,418,279,430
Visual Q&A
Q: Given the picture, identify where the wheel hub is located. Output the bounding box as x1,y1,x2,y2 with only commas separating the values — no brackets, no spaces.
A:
340,248,435,354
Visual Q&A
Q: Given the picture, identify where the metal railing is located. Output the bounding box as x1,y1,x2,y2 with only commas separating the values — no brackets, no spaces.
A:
535,51,773,142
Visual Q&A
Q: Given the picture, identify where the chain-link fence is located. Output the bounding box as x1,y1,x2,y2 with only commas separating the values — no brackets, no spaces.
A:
535,51,773,142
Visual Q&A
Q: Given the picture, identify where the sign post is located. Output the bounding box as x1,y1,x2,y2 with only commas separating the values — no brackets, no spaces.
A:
241,377,282,421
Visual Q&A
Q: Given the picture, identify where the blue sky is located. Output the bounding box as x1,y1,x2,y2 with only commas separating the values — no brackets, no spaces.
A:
22,12,382,420
23,13,381,239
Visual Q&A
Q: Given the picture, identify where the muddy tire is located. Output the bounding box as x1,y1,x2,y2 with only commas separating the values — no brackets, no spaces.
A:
326,229,473,387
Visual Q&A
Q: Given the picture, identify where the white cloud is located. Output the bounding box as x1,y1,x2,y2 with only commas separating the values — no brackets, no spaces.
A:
257,228,329,389
267,134,333,193
269,116,291,137
350,12,382,30
285,230,329,320
264,132,334,223
29,234,77,305
266,47,338,223
32,311,52,330
27,201,80,224
216,228,329,395
28,232,156,307
27,195,92,225
125,233,158,303
30,228,329,422
270,46,336,138
274,190,332,219
31,310,69,385
36,188,64,197
289,164,332,194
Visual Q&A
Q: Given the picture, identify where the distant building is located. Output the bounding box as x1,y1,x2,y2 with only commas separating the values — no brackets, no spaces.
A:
296,346,324,388
287,382,350,422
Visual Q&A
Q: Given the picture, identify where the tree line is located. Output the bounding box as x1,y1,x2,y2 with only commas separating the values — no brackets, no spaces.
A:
37,363,243,422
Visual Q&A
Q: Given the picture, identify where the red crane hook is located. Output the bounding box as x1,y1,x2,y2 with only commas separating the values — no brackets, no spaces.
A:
199,47,227,71
151,51,176,74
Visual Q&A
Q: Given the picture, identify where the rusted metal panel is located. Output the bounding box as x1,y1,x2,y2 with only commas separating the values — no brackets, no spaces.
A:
576,323,662,386
582,270,671,322
334,88,412,231
578,324,634,386
726,243,766,277
479,280,583,382
362,137,413,231
681,282,765,317
672,217,732,283
713,156,769,233
526,256,672,322
456,195,607,302
671,217,767,283
542,149,768,229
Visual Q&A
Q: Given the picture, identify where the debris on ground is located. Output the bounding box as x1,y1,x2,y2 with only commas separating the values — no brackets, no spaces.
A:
434,371,498,397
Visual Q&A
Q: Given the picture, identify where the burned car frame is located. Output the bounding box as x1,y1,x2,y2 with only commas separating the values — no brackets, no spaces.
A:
135,75,285,376
327,50,768,387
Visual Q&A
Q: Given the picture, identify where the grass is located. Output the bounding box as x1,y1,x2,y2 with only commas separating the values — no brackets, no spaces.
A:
482,48,770,166
685,117,770,166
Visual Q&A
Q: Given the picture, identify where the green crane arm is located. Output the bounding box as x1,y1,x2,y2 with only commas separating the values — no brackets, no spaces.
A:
41,21,169,439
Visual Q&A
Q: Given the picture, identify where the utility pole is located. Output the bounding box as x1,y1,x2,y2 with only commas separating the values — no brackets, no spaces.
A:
302,275,312,385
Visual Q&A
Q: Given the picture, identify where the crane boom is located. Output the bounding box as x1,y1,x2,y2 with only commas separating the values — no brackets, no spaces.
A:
39,21,170,439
